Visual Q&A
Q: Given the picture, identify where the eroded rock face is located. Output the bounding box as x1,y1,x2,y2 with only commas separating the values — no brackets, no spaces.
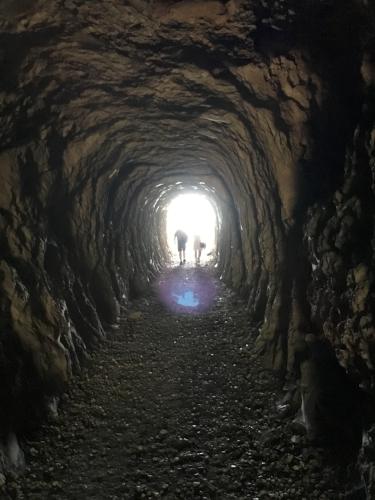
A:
0,0,374,475
304,73,375,403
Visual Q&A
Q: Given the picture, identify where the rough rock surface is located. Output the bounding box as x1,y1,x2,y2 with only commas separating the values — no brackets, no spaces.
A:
303,51,375,494
2,268,356,499
0,0,375,492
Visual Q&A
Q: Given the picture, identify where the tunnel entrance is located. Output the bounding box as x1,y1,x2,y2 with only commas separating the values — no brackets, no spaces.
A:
166,192,218,265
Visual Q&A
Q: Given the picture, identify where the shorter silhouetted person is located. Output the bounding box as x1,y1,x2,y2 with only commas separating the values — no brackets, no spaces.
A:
194,235,202,264
174,229,187,265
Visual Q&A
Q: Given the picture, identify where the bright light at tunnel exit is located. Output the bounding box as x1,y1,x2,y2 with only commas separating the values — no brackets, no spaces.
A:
166,193,217,264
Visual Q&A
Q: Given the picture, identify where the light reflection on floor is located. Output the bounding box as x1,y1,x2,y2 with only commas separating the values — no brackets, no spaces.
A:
172,290,199,307
156,267,216,314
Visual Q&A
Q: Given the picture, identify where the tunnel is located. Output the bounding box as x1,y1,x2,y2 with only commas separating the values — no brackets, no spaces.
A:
1,0,375,498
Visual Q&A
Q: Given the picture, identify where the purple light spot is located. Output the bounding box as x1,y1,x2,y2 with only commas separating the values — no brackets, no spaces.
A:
173,290,199,307
156,268,216,314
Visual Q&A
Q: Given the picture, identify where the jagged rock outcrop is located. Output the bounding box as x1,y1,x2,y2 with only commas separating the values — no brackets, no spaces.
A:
303,42,375,487
0,0,375,485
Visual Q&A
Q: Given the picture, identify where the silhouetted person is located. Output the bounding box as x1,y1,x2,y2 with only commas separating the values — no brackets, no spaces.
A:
174,229,187,265
194,234,202,264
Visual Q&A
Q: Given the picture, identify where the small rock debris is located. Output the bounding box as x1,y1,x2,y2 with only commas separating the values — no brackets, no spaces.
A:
5,268,355,499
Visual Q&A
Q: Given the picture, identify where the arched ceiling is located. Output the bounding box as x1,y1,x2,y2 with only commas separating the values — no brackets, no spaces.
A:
0,0,375,446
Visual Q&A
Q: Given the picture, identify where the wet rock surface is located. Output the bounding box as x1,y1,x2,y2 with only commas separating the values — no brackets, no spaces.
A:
3,268,355,499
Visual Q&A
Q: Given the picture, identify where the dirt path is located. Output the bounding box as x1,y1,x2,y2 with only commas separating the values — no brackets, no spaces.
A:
5,268,353,499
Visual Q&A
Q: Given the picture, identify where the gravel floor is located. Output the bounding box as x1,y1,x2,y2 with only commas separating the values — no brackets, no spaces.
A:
3,267,357,499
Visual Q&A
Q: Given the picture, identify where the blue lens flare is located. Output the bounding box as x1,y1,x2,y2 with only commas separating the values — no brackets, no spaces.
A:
156,269,216,314
172,290,199,307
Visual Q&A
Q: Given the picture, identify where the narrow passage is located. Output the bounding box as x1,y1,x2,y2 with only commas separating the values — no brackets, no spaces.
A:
11,269,350,499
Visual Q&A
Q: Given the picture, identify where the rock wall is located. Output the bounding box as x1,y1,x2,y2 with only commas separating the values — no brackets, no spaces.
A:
0,0,374,478
305,98,375,382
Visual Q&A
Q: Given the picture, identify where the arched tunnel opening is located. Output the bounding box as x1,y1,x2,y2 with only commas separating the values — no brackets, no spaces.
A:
165,191,218,265
1,0,375,498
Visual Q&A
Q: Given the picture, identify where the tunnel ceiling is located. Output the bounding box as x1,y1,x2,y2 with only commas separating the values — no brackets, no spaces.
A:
1,0,367,221
1,0,356,222
1,0,375,466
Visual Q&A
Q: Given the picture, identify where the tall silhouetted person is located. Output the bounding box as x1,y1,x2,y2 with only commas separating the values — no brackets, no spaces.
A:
174,229,187,265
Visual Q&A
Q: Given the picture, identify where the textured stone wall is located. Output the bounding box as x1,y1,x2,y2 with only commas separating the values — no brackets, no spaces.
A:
305,106,375,380
299,42,375,490
0,0,375,476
